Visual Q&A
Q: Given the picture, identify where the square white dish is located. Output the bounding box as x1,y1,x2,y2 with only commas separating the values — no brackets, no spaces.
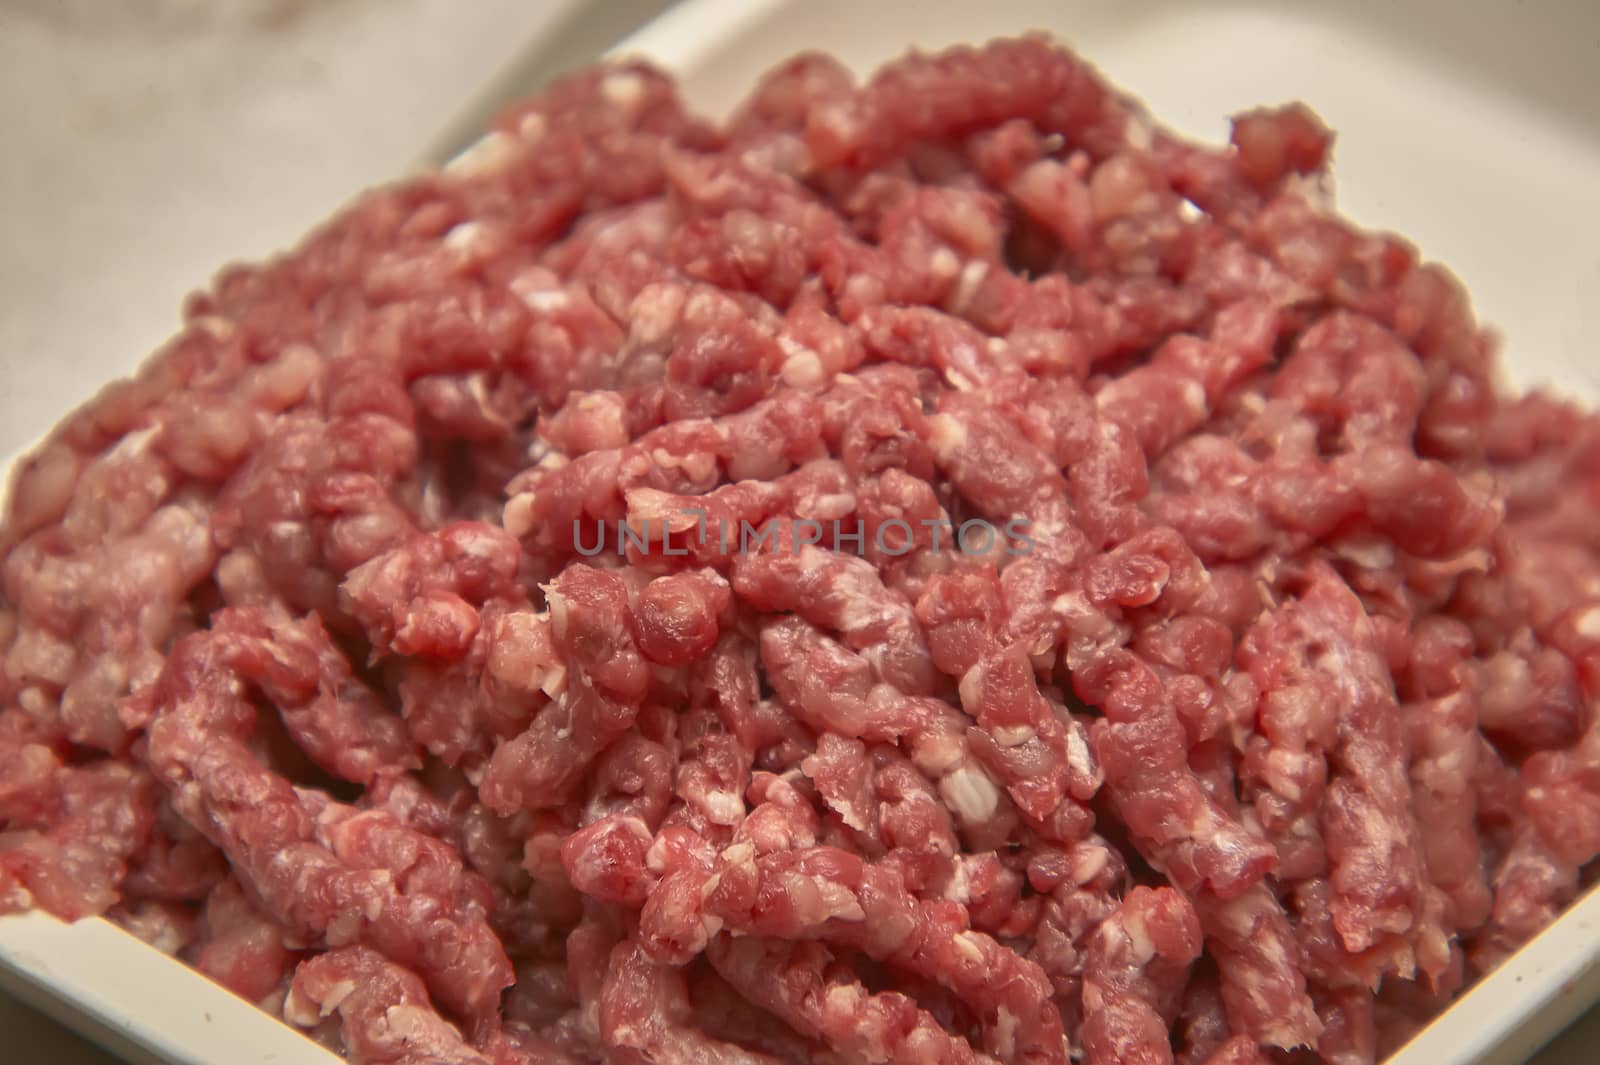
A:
3,1,1598,1063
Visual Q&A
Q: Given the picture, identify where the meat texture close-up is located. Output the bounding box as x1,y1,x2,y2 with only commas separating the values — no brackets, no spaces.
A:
2,33,1599,1065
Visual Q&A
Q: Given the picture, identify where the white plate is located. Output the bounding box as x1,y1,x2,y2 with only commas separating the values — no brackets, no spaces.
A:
4,2,1599,1063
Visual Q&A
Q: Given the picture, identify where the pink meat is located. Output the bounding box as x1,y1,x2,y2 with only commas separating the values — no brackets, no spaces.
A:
1081,886,1202,1065
3,31,1599,1065
137,615,512,1021
1195,884,1322,1049
285,947,491,1065
191,876,299,1005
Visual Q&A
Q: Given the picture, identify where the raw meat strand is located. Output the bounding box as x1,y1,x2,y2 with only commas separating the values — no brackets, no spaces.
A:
479,565,651,813
705,934,985,1065
145,605,421,786
190,875,299,1005
1311,986,1379,1065
1080,885,1203,1065
1474,822,1578,972
120,791,229,903
342,525,553,774
504,386,822,560
340,521,525,659
758,615,1023,842
1291,877,1414,996
857,742,962,893
1172,973,1232,1065
1234,590,1338,884
684,961,829,1065
1291,564,1427,956
1193,883,1322,1049
139,617,513,1020
397,599,567,771
4,491,216,751
108,897,198,957
284,946,491,1065
1024,835,1128,1042
1082,650,1277,898
732,544,937,695
1193,1038,1264,1065
805,35,1129,170
698,844,1067,1065
598,941,785,1065
0,758,158,919
1401,686,1491,934
958,645,1100,842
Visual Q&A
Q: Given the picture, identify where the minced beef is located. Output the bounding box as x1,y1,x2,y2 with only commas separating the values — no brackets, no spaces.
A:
3,35,1598,1065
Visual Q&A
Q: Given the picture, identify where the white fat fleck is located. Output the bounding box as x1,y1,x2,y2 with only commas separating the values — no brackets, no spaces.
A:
628,284,685,346
925,412,968,459
1258,928,1291,968
948,260,990,314
538,663,567,699
644,833,674,874
952,931,988,966
929,247,961,280
1576,606,1600,641
1122,911,1156,966
702,790,745,825
1072,844,1110,886
502,492,535,540
814,492,857,519
282,987,319,1028
1124,116,1155,151
1064,724,1094,779
1181,378,1207,417
824,983,863,1015
111,425,161,459
316,978,358,1018
817,880,867,921
520,288,571,313
1361,802,1402,851
191,315,235,340
545,589,570,638
944,858,973,904
1051,591,1092,617
721,841,756,867
0,878,32,910
381,1005,442,1043
518,112,547,141
994,1008,1020,1060
942,365,977,393
443,220,485,251
1177,198,1203,220
601,70,646,110
957,666,984,712
797,544,833,574
781,349,826,388
991,725,1036,749
940,766,1000,825
1332,538,1395,570
445,130,518,176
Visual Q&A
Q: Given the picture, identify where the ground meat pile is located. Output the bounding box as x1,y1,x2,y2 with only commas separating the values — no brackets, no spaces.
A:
3,35,1598,1065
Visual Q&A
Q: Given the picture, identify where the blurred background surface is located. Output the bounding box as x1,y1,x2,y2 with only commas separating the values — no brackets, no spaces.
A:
0,0,669,466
